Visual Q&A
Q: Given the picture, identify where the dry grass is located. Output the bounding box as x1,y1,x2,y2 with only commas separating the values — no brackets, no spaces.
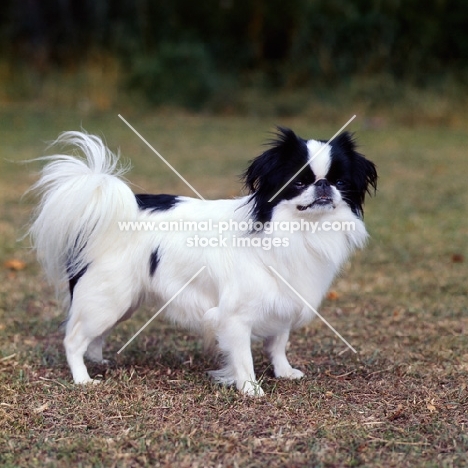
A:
1,107,467,467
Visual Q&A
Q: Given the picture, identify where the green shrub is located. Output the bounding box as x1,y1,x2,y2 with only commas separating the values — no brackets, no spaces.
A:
127,42,218,109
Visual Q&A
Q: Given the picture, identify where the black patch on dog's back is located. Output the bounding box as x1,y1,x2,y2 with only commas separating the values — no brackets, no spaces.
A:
149,248,160,277
135,194,180,212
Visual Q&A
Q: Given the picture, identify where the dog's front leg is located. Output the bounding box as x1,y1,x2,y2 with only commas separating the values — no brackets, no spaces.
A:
209,315,263,396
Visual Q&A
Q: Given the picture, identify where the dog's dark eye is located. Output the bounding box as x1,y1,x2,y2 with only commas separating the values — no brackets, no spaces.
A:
294,181,305,188
336,179,345,187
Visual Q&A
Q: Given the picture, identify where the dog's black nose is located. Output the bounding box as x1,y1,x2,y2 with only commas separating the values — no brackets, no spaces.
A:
314,179,330,188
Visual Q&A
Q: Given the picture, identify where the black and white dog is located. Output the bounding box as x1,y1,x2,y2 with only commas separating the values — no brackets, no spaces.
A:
29,129,377,395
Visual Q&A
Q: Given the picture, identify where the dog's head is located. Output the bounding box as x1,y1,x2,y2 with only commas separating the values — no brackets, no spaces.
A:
243,128,377,224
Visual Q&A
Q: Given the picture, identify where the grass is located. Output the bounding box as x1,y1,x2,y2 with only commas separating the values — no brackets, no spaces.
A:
1,104,467,467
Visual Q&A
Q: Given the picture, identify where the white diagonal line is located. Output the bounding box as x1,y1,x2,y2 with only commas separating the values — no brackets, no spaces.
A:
269,266,357,354
268,115,356,203
117,266,206,354
118,114,205,200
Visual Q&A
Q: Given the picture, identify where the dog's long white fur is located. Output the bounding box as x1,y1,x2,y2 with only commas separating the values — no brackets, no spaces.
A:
29,131,368,395
28,133,133,299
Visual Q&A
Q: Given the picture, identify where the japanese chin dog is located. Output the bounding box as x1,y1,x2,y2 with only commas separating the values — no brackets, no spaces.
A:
29,128,377,396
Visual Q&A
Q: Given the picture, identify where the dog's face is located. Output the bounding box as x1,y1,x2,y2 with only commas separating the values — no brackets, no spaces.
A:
244,128,377,223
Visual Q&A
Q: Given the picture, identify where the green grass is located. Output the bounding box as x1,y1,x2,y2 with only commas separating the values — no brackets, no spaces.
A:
1,105,467,467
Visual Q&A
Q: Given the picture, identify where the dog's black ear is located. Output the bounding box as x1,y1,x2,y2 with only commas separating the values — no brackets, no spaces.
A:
336,132,377,196
334,131,357,155
332,132,377,217
242,127,308,224
361,157,378,196
243,127,304,194
243,151,268,194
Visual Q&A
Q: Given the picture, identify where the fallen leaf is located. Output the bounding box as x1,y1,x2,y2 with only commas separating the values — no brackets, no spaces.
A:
4,259,26,271
327,291,339,300
387,404,404,421
427,398,437,412
451,253,464,263
34,402,49,414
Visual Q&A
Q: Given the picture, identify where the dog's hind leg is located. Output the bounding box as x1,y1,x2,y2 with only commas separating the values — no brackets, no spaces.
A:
84,302,140,365
64,270,136,384
64,318,99,384
85,333,110,364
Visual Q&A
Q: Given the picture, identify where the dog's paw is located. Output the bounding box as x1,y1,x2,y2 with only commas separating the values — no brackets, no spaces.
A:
240,380,265,397
208,369,235,386
74,377,102,385
275,367,305,380
85,354,111,365
209,370,265,397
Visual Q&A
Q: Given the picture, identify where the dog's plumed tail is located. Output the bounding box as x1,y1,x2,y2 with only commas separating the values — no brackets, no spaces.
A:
28,131,136,300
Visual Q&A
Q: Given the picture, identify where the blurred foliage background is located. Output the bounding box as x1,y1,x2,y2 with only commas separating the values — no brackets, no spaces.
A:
1,0,467,116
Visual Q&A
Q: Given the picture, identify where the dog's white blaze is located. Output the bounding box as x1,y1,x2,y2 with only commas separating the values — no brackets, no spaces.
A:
307,140,331,179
